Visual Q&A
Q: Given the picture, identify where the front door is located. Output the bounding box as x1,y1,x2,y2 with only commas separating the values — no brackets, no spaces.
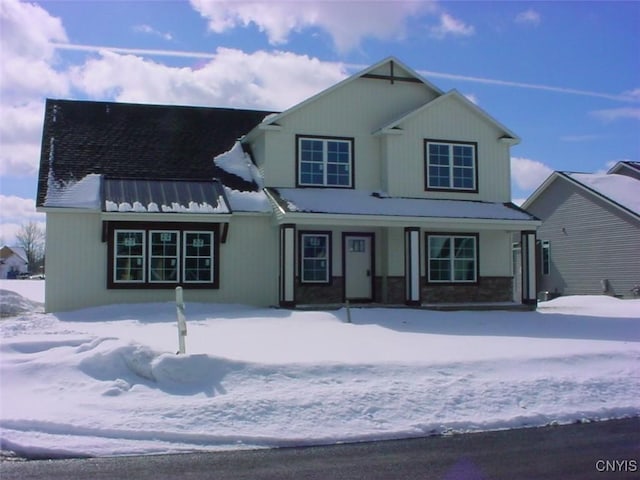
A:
344,234,373,301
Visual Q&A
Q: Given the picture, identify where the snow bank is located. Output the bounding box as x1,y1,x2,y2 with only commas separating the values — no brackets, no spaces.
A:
1,294,638,458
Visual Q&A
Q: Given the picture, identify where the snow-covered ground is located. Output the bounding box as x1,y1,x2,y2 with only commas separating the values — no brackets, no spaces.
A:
1,279,638,458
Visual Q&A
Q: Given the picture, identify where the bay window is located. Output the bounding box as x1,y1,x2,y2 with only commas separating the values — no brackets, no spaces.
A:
108,222,219,288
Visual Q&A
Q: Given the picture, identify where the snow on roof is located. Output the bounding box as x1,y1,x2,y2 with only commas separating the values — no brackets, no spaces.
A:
44,173,102,209
222,187,272,213
1,246,28,262
273,188,535,221
567,173,640,215
103,178,231,214
213,142,255,184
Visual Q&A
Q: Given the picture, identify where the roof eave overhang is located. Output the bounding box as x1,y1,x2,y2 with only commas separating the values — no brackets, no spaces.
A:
273,211,540,230
100,212,233,222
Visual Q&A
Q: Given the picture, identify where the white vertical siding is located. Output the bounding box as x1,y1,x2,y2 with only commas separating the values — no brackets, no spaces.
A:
254,77,439,190
384,95,512,201
479,231,512,276
45,212,279,312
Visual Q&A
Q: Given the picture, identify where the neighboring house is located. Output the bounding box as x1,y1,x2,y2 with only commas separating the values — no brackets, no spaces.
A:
522,162,640,298
36,57,540,312
0,246,29,279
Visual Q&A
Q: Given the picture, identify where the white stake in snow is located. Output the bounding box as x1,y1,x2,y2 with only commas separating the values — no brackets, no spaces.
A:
176,287,187,354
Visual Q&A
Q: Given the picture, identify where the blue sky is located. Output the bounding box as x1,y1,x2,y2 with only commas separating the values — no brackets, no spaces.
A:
1,0,638,244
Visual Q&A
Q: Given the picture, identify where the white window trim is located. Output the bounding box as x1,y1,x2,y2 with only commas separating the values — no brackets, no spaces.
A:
298,137,353,188
114,229,146,284
182,231,215,284
426,141,476,191
300,233,330,283
427,234,477,283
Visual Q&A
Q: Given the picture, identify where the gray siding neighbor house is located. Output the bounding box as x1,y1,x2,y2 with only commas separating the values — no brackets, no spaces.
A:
522,162,639,298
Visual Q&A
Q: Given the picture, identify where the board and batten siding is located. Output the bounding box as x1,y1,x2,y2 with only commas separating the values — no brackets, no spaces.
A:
383,95,512,201
254,76,439,190
44,212,278,312
527,178,640,297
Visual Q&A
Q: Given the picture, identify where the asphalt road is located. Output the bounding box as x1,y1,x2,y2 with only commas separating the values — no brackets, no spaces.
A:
2,418,638,480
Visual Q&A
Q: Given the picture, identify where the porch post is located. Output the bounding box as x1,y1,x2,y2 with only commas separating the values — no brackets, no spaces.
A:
520,230,538,306
404,227,421,306
279,224,296,307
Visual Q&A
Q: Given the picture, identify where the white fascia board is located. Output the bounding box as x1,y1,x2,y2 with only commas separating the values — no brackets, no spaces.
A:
38,206,101,214
520,172,559,211
275,212,540,230
100,212,233,222
374,90,520,143
262,56,444,128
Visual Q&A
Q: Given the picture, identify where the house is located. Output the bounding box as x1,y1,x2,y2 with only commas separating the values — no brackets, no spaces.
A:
36,57,540,312
0,246,29,279
522,162,640,298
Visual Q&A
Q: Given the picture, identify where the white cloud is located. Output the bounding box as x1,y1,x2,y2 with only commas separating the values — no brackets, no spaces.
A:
70,48,348,110
511,157,553,190
189,0,432,51
515,9,541,27
0,195,45,245
0,102,45,177
0,0,69,100
133,24,173,41
429,12,475,39
0,0,69,178
591,107,640,123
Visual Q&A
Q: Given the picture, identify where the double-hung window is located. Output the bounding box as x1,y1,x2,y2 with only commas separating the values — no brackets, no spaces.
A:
109,223,218,288
298,136,353,187
427,234,478,283
114,230,145,282
425,141,477,191
300,232,331,283
150,231,179,282
184,231,214,283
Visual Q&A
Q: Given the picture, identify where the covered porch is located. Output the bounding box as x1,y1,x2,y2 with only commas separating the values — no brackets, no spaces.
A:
266,188,540,309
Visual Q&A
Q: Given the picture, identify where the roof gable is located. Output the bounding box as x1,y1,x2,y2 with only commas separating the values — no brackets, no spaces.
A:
254,57,444,130
374,90,520,142
607,161,640,180
523,171,640,219
37,99,272,207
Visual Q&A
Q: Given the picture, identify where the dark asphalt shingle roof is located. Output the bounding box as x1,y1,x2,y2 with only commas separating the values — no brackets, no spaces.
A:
37,99,273,207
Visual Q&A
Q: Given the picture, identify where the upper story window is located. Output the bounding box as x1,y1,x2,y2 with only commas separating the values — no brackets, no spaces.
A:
297,136,353,188
425,140,477,192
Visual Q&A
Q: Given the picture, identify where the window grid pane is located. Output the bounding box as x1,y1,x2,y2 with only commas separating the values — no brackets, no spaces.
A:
428,235,476,283
149,231,179,282
299,138,351,187
301,234,329,282
427,142,475,190
114,230,145,282
183,232,214,283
